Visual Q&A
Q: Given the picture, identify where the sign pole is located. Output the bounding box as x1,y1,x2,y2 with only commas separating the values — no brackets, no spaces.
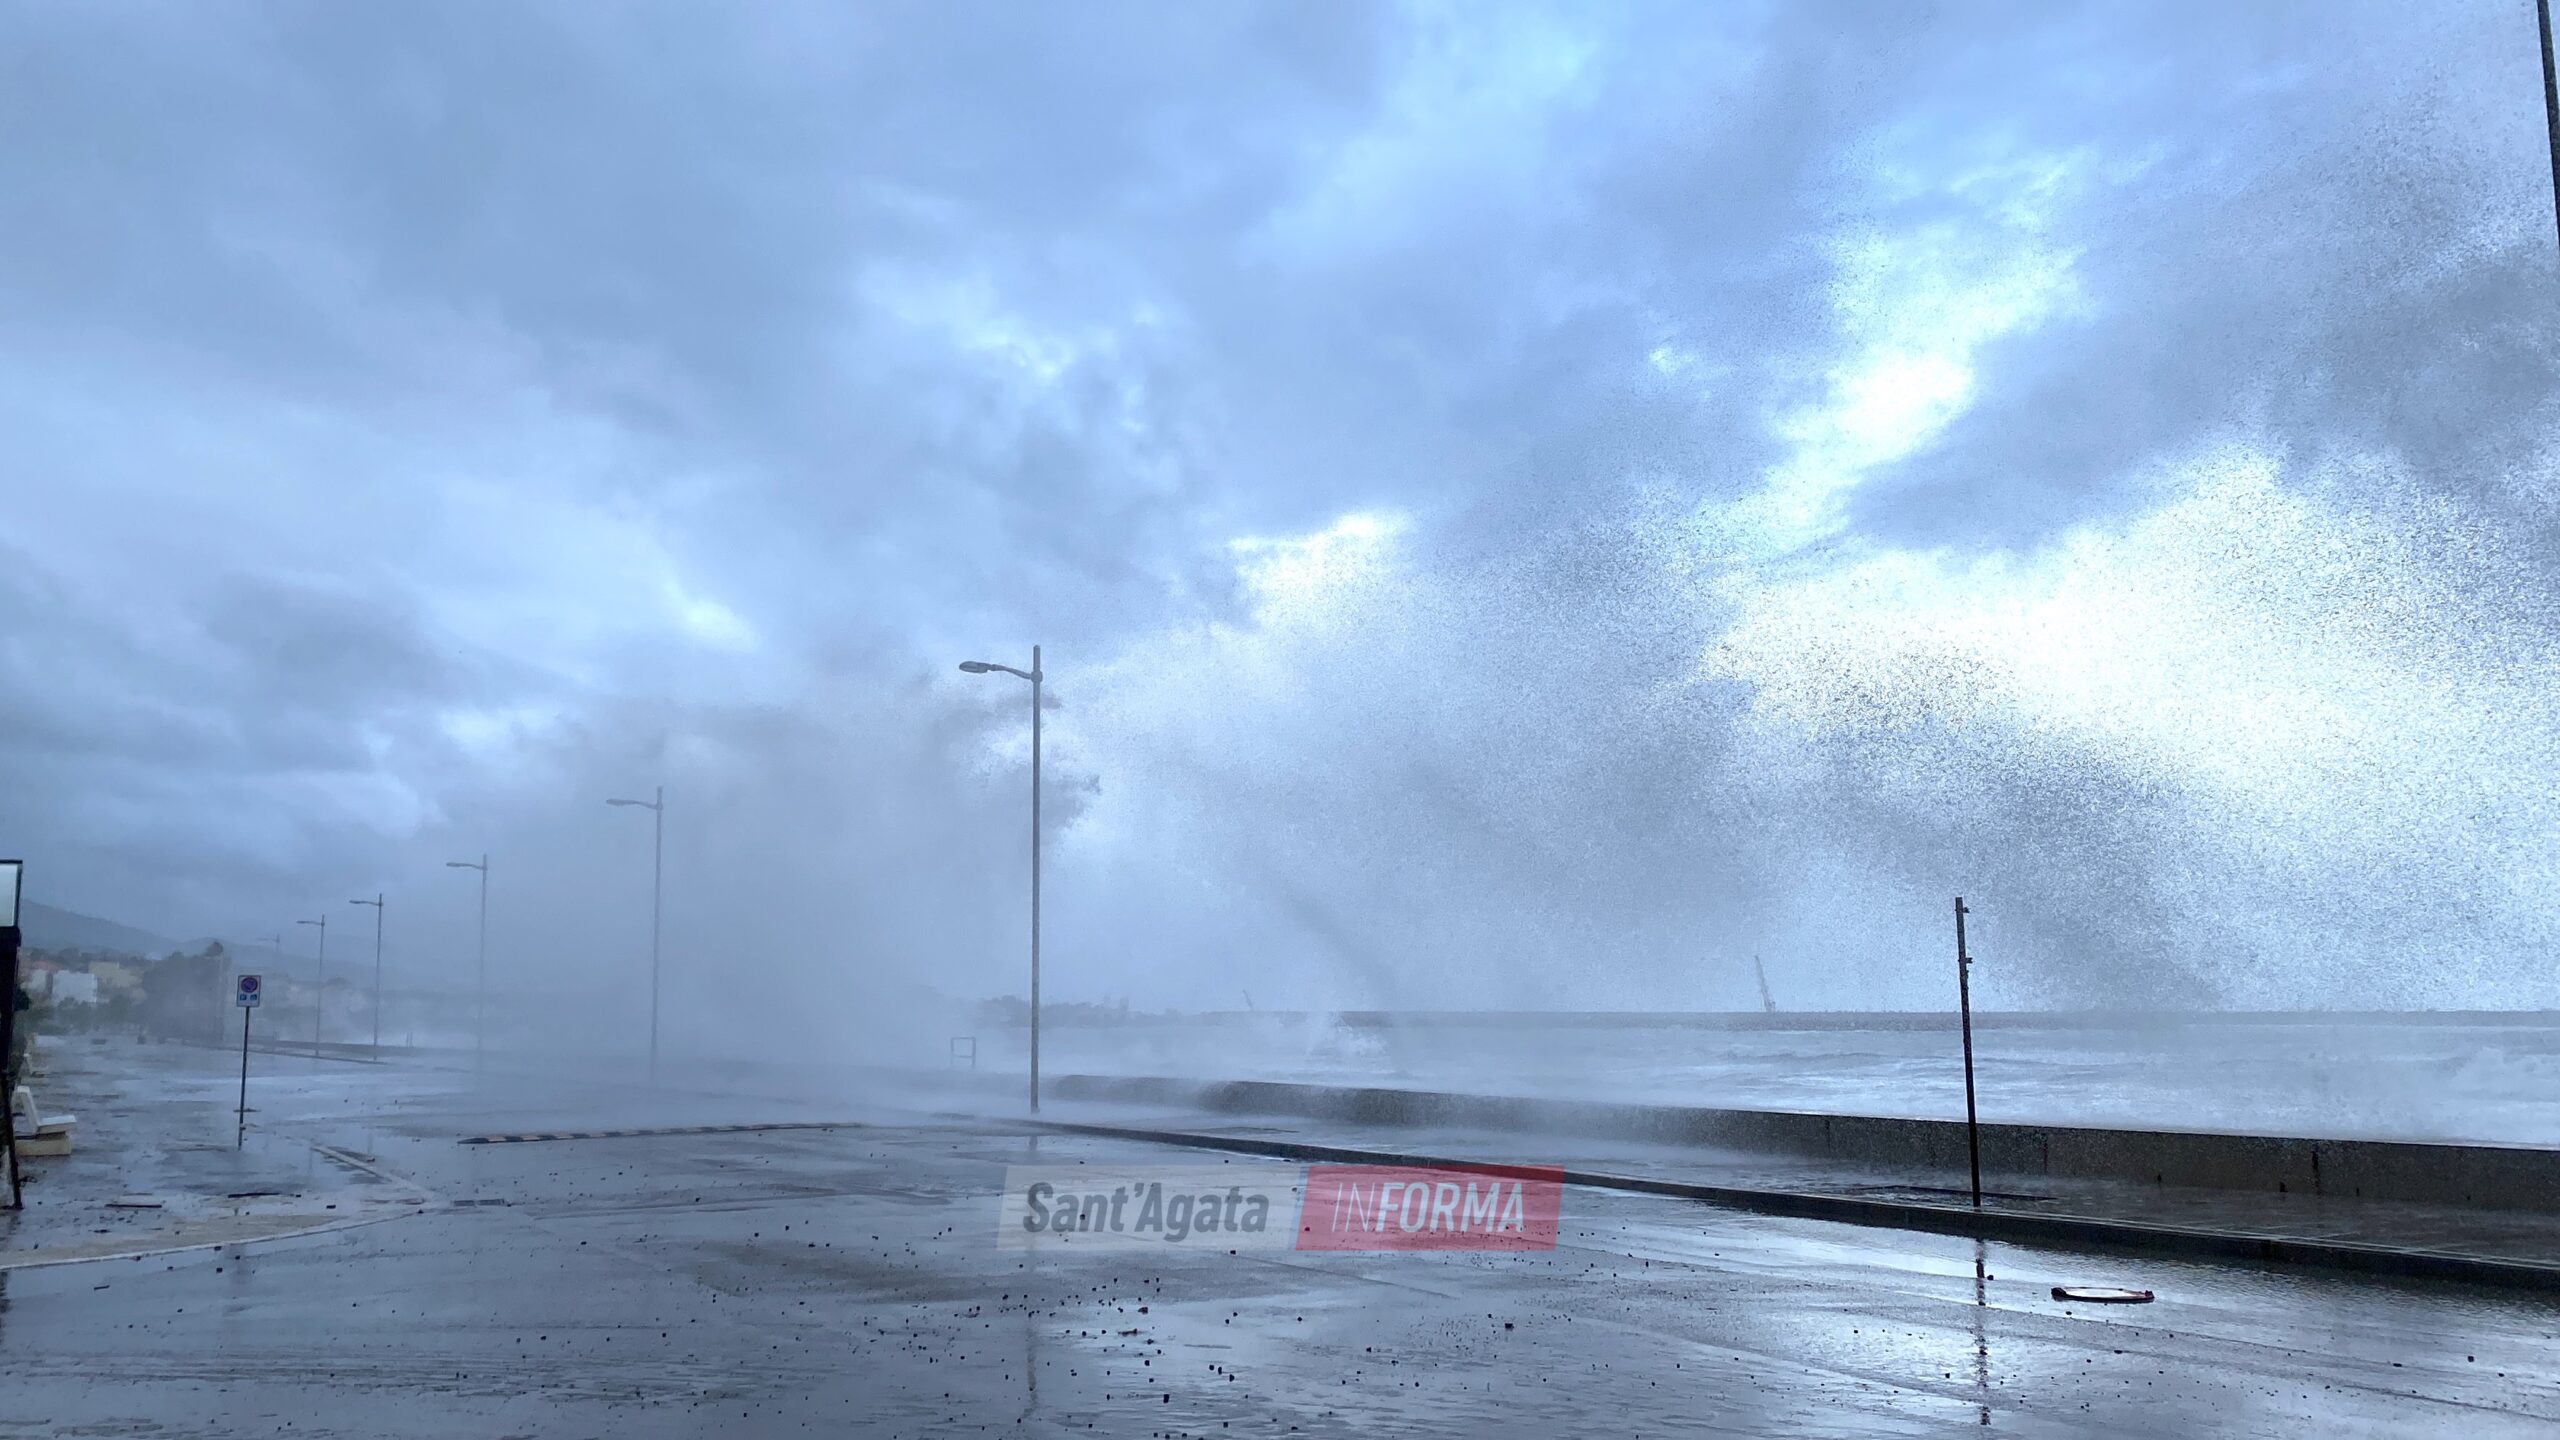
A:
234,972,261,1148
237,1004,251,1148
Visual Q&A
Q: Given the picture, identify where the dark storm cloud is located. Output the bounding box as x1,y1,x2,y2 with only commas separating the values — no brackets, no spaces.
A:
2,0,2555,1025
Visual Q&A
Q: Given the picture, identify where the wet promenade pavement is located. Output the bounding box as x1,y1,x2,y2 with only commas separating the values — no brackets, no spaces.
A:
1,1040,2554,1436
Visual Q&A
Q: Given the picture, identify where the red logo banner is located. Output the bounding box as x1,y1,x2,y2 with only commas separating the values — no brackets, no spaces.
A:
1295,1164,1562,1251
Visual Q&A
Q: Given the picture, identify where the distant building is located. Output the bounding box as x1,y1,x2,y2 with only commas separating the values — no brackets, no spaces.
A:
88,960,140,998
21,958,63,998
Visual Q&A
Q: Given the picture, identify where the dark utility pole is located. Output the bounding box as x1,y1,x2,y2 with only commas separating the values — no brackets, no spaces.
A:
1954,896,1983,1209
2540,0,2560,251
0,857,23,1209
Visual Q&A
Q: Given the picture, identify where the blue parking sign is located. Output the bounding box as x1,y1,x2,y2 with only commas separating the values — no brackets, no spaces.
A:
236,974,261,1008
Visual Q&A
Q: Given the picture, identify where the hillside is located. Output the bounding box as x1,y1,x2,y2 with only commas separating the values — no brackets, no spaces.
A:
18,900,183,957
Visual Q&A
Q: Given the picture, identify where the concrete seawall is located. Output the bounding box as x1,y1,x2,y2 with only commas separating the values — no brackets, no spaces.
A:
1050,1073,2560,1212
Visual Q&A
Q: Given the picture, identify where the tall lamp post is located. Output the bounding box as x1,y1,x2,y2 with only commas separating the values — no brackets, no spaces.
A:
606,787,664,1084
297,915,328,1062
958,646,1043,1114
446,856,488,1072
348,894,384,1061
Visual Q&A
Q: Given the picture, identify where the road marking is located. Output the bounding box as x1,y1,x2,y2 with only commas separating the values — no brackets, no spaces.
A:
0,1205,423,1272
2,1138,439,1272
459,1121,857,1145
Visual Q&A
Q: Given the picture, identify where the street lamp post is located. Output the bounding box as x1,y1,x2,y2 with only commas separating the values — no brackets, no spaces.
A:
607,787,664,1084
446,857,488,1071
958,646,1043,1114
297,915,328,1062
349,894,384,1061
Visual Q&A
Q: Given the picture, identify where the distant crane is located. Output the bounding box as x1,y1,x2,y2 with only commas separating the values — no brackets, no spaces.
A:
1752,955,1777,1015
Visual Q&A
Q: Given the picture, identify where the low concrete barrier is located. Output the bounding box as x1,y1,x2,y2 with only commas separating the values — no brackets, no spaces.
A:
1028,1115,2560,1291
1049,1073,2560,1212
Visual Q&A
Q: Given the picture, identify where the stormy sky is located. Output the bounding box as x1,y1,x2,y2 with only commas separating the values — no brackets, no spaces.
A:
5,1,2557,1042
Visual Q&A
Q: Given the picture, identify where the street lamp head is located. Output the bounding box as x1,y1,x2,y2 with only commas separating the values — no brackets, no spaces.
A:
348,898,381,908
957,661,996,674
297,918,323,928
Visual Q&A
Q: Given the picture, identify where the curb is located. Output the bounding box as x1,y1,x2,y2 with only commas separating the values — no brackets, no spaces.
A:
1021,1117,2560,1294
